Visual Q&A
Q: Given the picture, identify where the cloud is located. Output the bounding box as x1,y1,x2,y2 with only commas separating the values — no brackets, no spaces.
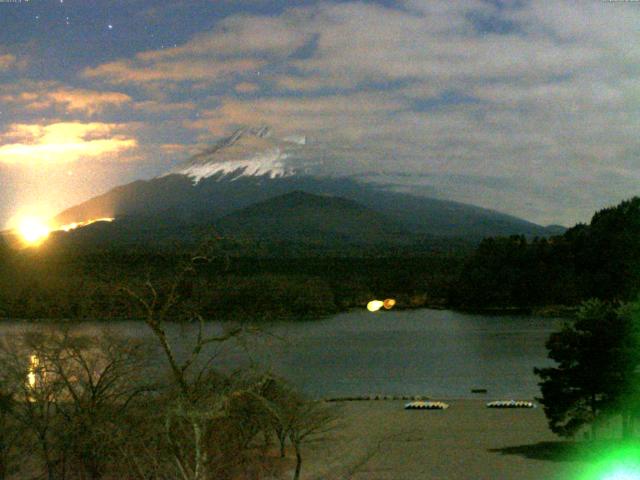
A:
273,74,355,92
0,46,28,71
47,90,132,115
0,122,137,165
160,143,192,154
0,85,132,116
0,54,17,71
234,82,260,94
184,93,405,139
84,57,262,84
72,0,640,225
81,13,307,86
133,100,196,114
137,14,309,61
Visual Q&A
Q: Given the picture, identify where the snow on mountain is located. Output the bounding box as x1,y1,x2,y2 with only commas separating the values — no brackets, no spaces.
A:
171,126,311,183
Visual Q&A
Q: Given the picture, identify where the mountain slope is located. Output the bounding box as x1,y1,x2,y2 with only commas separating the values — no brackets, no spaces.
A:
54,126,563,243
171,125,308,182
216,190,407,244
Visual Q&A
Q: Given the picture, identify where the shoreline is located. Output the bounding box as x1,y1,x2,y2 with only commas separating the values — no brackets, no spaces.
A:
0,303,576,324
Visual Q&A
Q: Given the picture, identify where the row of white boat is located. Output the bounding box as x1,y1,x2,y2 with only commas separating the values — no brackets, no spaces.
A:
404,400,536,410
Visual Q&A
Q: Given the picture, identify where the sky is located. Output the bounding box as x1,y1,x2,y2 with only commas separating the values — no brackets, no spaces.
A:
0,0,639,228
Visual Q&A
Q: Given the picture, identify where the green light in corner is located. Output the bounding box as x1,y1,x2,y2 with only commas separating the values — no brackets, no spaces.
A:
602,468,640,480
577,443,640,480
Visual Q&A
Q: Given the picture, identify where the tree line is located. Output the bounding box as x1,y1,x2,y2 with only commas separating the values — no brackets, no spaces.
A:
451,197,640,310
1,196,639,321
0,243,464,321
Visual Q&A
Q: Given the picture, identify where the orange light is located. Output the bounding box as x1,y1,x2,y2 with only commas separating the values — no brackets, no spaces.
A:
17,217,50,246
59,217,114,232
383,299,396,310
9,215,115,248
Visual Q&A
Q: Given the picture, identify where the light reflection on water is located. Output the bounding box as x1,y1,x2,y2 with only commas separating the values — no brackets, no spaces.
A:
0,309,564,399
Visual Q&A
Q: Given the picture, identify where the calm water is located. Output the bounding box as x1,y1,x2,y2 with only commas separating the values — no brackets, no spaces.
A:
0,309,565,399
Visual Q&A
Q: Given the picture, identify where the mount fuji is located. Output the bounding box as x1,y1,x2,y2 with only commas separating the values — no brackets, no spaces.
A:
54,126,563,247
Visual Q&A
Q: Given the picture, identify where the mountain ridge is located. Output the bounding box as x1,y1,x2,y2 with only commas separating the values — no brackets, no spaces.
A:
215,190,407,244
53,126,564,243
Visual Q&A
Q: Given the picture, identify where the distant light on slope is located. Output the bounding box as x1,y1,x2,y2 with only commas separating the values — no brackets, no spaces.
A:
59,217,114,232
367,300,384,312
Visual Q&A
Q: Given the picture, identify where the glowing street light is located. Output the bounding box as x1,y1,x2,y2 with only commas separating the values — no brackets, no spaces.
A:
367,300,384,312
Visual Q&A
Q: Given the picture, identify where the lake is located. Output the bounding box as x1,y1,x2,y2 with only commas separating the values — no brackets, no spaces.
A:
0,309,565,399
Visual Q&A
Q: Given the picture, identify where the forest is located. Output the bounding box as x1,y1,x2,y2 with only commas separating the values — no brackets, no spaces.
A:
451,197,640,311
0,196,638,321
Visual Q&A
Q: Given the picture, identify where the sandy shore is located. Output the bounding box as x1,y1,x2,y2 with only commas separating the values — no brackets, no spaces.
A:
302,399,580,480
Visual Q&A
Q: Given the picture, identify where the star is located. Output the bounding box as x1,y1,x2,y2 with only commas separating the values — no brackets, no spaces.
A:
108,24,113,30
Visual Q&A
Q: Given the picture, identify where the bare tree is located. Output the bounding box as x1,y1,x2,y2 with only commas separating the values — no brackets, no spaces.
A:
0,328,154,480
287,399,338,480
0,381,20,480
123,249,254,480
122,245,339,480
246,375,339,480
0,332,65,480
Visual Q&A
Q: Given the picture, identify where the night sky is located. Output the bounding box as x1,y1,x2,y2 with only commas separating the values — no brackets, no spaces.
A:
1,0,638,228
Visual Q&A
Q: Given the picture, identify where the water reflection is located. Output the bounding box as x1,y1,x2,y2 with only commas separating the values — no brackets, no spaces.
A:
27,354,39,389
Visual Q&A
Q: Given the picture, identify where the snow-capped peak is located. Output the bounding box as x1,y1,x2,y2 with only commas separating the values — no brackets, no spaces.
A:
172,126,309,183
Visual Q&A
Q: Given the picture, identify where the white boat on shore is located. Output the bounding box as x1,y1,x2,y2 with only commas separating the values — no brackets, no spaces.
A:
486,400,535,409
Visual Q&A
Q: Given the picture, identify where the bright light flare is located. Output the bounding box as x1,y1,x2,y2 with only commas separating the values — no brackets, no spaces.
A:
576,443,640,480
367,300,384,312
17,217,50,246
602,470,640,480
8,216,115,248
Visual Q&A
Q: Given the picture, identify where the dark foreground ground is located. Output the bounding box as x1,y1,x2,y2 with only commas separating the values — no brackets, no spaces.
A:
303,399,586,480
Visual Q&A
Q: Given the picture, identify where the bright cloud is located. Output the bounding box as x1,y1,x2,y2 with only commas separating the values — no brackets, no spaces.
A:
0,86,132,115
27,1,640,224
0,123,137,165
84,57,262,84
47,90,132,115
